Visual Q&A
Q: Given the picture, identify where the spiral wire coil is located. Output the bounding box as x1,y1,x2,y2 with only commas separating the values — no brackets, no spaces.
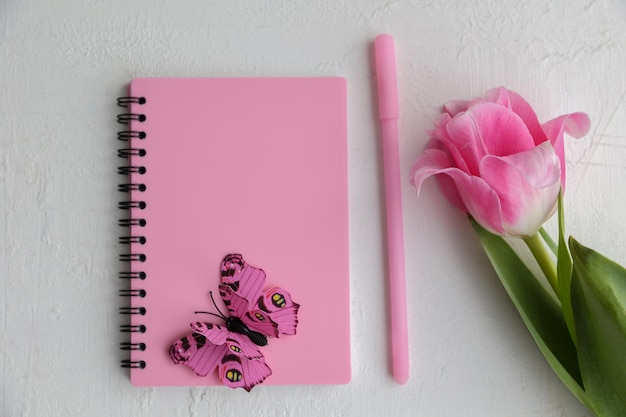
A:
117,96,148,369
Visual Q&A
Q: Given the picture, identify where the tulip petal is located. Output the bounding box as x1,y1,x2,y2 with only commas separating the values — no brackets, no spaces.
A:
429,114,472,174
411,146,453,194
480,142,561,237
411,153,506,234
503,141,561,188
411,145,466,211
543,112,590,140
433,174,467,213
484,86,511,108
501,89,549,146
542,112,591,189
443,100,471,116
445,86,509,116
465,102,536,156
439,169,506,235
441,110,490,176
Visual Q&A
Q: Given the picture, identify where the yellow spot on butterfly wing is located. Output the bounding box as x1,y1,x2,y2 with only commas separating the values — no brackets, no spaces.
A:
272,293,286,308
226,369,242,382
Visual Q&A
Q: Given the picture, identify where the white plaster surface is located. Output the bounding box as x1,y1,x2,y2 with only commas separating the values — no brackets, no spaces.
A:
1,1,626,416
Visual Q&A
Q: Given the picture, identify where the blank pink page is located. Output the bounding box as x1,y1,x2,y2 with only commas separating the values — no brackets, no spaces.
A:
124,78,350,387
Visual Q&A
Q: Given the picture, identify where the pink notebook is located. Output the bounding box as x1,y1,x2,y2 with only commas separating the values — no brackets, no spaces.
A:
116,78,350,388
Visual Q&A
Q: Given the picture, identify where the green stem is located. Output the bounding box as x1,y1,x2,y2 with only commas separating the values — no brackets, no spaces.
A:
524,233,558,295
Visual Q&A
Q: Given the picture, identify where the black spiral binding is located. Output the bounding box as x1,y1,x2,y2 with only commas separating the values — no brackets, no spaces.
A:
117,96,148,370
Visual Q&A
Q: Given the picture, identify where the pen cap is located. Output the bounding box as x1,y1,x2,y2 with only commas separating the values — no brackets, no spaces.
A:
374,34,399,120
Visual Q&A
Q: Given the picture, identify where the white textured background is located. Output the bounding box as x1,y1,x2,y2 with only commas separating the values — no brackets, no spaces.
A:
1,1,625,416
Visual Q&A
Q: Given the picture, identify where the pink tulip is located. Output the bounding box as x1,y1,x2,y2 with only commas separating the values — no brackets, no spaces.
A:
411,87,590,237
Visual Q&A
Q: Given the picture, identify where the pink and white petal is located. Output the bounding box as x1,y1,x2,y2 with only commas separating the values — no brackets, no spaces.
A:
500,142,561,188
410,148,470,213
434,173,466,212
502,89,549,146
542,112,590,140
430,114,472,173
443,110,490,175
410,147,454,194
484,86,511,108
411,146,468,212
466,102,537,157
412,145,508,233
420,166,507,235
479,143,561,237
441,169,506,235
444,86,512,118
409,142,465,211
443,99,471,116
445,95,494,116
541,112,591,189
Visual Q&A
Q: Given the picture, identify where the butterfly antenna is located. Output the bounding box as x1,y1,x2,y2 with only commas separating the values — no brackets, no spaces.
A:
193,310,225,320
193,291,228,321
208,290,229,318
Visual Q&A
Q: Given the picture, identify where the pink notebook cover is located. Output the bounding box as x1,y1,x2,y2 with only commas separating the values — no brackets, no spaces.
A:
121,77,350,387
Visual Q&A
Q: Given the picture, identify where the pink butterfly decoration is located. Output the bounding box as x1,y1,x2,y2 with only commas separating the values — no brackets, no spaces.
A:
169,253,300,391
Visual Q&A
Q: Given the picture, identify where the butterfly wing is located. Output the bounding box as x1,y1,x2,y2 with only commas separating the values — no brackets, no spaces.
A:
169,332,228,377
191,323,271,391
169,254,297,390
243,287,300,337
220,254,300,338
220,253,266,317
169,323,268,390
191,321,263,360
219,353,272,392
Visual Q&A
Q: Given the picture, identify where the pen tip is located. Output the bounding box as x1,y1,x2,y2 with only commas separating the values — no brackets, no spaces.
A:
394,369,409,385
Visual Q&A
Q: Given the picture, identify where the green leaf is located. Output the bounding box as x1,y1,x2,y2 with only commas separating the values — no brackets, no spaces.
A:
556,192,576,343
471,219,590,409
570,238,626,416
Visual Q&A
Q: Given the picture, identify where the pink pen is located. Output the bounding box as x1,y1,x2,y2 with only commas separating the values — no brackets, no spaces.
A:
374,34,409,384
